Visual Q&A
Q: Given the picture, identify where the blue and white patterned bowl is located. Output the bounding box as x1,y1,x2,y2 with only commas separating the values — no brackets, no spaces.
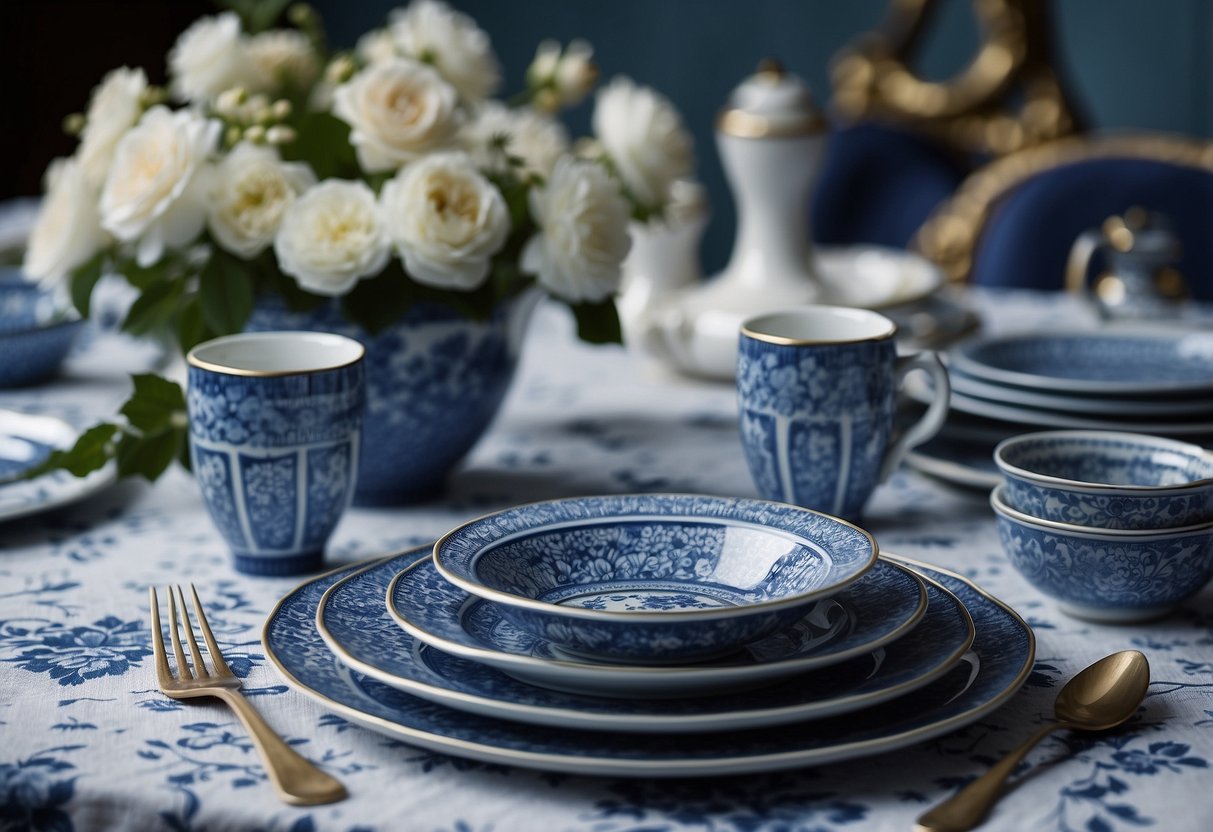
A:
432,494,879,664
995,431,1213,530
0,272,82,388
991,484,1213,622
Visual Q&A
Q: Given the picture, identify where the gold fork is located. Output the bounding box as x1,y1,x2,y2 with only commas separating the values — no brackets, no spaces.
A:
149,585,347,805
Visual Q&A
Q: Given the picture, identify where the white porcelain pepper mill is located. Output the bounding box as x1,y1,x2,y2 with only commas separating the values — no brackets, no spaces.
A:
714,59,828,299
650,60,829,378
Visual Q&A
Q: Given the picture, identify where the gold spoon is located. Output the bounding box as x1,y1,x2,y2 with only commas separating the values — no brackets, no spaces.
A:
915,650,1150,832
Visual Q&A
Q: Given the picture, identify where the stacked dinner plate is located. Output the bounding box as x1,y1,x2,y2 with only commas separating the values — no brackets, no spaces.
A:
262,494,1035,777
907,329,1213,491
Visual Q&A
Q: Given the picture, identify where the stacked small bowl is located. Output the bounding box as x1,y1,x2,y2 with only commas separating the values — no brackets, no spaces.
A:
0,271,83,388
991,430,1213,622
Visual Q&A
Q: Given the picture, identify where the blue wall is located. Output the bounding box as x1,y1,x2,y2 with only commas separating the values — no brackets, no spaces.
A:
314,0,1213,272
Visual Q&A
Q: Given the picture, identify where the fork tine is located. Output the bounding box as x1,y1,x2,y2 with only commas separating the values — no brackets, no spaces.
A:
148,587,172,685
175,585,209,678
189,584,232,677
167,586,193,679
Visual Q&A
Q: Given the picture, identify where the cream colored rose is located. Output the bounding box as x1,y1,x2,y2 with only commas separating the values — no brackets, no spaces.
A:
99,106,220,267
207,143,315,258
459,102,568,179
78,67,147,188
388,0,500,102
168,12,251,102
522,157,631,302
274,180,390,296
332,58,460,173
25,157,107,284
593,76,694,208
381,152,509,291
246,29,318,92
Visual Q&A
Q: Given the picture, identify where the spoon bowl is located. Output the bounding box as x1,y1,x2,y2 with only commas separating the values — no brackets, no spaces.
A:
1055,650,1150,730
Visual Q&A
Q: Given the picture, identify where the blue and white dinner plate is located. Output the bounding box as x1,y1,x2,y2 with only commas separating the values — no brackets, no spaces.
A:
317,553,967,733
947,370,1213,418
386,555,928,698
907,434,1002,492
950,330,1213,397
0,410,115,523
264,548,1034,776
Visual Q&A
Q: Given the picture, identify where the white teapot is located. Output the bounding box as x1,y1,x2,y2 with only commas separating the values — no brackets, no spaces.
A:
619,61,945,380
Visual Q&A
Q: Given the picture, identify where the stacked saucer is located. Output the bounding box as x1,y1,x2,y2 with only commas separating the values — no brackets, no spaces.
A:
907,329,1213,490
263,494,1035,776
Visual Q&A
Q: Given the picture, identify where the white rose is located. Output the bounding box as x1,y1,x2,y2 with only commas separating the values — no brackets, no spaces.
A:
207,143,315,258
522,157,631,302
246,29,318,92
99,106,221,267
24,157,107,285
168,12,252,102
593,76,694,208
459,102,568,179
77,67,147,188
381,151,509,291
274,180,390,296
332,58,461,173
388,0,500,102
527,40,597,112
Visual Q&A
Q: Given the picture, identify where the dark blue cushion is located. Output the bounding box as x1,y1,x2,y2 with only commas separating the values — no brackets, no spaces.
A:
812,122,970,248
970,157,1213,299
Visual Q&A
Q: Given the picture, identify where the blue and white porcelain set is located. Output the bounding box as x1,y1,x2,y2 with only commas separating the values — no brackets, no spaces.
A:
907,327,1213,492
262,492,1037,776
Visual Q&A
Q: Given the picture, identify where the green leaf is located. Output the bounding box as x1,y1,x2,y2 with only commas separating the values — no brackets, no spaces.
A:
120,374,186,434
115,257,172,291
116,428,183,483
570,299,623,345
175,297,211,354
282,112,358,180
121,278,184,336
69,252,107,318
259,259,330,313
199,250,255,335
341,269,417,334
22,423,120,481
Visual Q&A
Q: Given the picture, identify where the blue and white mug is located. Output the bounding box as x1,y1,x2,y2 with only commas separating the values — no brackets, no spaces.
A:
186,331,366,576
737,306,950,521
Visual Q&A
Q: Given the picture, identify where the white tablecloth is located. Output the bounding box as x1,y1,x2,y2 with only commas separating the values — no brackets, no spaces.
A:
2,291,1212,832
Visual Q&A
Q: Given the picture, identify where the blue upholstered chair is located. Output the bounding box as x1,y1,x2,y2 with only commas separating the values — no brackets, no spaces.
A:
914,134,1213,299
811,122,972,250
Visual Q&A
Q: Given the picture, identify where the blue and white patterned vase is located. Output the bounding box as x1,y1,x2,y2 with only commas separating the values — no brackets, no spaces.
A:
246,292,537,505
186,332,366,576
737,306,950,521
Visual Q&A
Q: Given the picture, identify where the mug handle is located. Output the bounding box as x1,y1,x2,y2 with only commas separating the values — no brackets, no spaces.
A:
879,351,951,482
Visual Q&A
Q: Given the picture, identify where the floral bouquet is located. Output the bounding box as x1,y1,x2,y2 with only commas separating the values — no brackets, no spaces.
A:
23,0,695,482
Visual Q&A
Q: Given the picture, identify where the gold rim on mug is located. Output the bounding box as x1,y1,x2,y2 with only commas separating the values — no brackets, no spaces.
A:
740,305,898,347
186,331,366,378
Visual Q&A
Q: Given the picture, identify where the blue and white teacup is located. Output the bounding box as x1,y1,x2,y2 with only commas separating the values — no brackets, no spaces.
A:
186,332,366,576
737,306,950,520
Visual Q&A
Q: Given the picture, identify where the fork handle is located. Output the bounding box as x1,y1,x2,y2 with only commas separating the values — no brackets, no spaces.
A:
216,688,347,805
914,721,1065,831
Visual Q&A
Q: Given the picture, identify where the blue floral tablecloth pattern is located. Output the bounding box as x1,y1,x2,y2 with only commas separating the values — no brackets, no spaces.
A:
2,292,1212,832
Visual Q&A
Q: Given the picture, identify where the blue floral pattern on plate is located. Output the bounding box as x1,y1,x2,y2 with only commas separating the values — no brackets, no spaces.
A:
951,331,1213,395
388,555,928,698
433,493,878,663
320,552,968,732
266,550,1033,776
